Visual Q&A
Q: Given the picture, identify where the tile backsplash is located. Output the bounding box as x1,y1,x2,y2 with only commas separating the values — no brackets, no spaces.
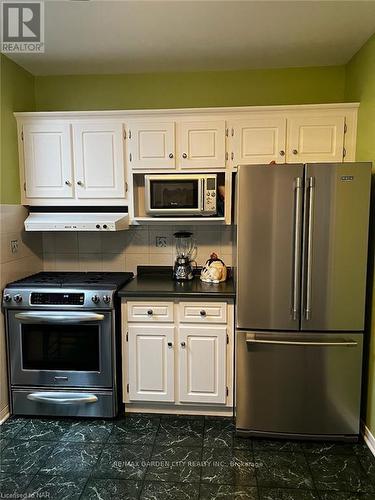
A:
43,225,234,274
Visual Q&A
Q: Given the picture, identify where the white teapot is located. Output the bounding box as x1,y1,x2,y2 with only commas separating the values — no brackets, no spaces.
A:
200,253,227,283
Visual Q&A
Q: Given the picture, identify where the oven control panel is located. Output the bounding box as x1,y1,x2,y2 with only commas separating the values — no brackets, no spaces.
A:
2,289,115,309
30,293,85,305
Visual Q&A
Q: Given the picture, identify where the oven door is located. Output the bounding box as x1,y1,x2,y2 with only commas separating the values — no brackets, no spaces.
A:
145,176,203,215
7,310,113,388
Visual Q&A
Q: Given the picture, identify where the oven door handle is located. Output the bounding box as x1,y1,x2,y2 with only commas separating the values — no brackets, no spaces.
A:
15,311,105,324
27,392,98,405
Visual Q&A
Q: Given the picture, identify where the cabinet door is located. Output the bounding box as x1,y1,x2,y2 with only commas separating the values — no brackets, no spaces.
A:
178,325,227,404
287,115,345,163
73,121,126,199
129,122,175,169
128,325,174,402
230,117,286,165
179,120,226,168
23,121,74,199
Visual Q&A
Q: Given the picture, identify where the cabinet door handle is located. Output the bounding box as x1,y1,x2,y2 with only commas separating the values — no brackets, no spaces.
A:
180,342,186,348
200,310,207,317
147,309,153,316
279,150,285,156
77,181,83,186
292,149,298,155
167,342,173,348
169,153,174,158
65,180,71,186
182,153,187,159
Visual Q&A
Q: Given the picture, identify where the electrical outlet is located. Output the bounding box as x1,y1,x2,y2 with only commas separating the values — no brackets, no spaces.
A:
10,239,19,254
155,236,167,248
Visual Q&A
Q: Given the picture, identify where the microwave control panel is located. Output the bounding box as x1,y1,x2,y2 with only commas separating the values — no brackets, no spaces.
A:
204,177,217,214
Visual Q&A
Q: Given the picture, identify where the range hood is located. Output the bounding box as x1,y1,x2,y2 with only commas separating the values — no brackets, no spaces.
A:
24,212,129,231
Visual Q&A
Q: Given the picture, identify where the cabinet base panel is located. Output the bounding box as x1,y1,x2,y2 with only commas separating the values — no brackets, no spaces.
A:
124,402,233,416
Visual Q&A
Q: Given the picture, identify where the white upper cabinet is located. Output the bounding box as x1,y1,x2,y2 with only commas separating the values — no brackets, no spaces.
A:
287,115,345,163
178,325,227,404
179,120,226,168
128,122,175,169
16,104,357,206
73,121,126,199
23,121,74,199
229,117,287,166
127,324,175,402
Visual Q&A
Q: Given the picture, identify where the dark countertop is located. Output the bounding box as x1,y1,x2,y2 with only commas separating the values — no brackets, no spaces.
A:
118,266,235,299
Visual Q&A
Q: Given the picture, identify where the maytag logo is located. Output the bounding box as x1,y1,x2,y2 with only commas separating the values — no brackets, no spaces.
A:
1,1,44,53
341,175,354,182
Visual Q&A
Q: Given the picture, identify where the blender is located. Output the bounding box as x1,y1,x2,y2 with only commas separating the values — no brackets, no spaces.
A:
173,231,197,281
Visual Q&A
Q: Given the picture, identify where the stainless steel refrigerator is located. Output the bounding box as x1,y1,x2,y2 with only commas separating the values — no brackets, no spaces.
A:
235,162,372,440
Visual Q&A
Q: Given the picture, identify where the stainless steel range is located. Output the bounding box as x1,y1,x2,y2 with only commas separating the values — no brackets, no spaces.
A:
2,272,133,418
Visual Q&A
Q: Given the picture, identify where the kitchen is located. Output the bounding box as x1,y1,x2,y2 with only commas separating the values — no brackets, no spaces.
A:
1,1,375,499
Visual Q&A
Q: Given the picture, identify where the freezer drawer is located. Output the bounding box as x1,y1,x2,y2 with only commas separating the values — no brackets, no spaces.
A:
236,331,363,438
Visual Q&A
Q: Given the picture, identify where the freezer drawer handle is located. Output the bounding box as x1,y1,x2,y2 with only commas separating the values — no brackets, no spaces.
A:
27,392,98,405
291,177,303,320
15,311,105,324
304,176,315,320
245,335,357,347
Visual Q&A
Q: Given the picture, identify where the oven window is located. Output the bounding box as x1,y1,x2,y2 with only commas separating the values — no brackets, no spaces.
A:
21,325,100,371
150,180,199,209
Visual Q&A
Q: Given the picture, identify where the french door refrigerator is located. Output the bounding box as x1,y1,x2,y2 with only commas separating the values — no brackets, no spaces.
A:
235,162,371,440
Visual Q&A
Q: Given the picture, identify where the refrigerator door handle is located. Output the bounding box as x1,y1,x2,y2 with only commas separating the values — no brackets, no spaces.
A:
291,177,303,320
245,333,357,347
304,176,315,320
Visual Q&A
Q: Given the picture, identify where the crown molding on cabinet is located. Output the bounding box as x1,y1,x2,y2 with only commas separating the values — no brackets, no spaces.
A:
14,102,360,120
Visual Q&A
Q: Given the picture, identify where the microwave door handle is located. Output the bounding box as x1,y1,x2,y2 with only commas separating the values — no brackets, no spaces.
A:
15,311,105,324
200,178,205,211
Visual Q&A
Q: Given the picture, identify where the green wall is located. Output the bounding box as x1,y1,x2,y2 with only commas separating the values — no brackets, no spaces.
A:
345,33,375,435
34,66,345,111
0,55,35,204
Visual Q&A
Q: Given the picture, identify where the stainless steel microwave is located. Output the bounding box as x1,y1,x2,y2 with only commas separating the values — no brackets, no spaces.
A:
145,174,217,216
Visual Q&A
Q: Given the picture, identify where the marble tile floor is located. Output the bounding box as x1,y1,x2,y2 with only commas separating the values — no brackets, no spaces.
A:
1,414,375,500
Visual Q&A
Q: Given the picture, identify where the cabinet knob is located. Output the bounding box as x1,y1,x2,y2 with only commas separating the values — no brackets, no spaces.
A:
180,342,186,348
167,342,173,348
292,149,298,155
169,153,174,159
279,150,285,156
77,181,83,186
200,310,207,317
147,309,153,316
182,153,187,159
65,180,71,186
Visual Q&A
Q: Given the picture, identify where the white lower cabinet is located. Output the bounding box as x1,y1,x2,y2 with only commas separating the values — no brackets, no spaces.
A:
123,300,233,410
127,325,175,402
179,325,227,404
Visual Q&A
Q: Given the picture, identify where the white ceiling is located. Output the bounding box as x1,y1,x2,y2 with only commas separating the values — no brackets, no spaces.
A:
6,0,375,75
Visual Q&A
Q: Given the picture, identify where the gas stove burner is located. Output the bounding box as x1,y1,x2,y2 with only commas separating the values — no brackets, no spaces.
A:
6,272,134,289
